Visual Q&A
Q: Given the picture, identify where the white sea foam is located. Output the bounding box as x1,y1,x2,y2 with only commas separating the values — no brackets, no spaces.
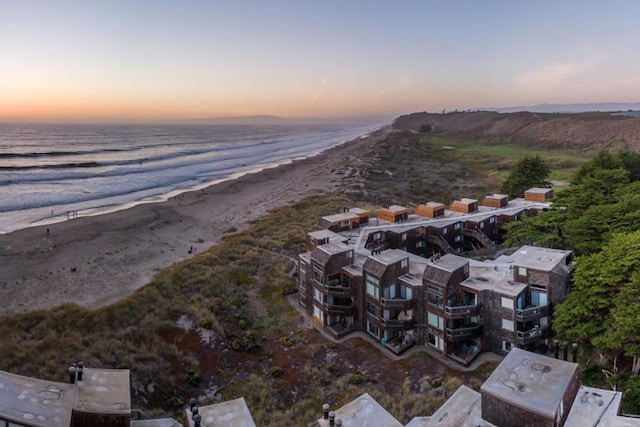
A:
0,122,381,233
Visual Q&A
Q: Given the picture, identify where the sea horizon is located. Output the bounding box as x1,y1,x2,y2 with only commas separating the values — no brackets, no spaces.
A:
0,121,385,234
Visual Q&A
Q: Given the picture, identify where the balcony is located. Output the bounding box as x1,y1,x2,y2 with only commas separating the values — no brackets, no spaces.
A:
516,325,549,345
385,335,415,355
445,325,481,341
323,302,355,316
443,304,481,320
325,284,351,295
380,317,415,330
515,305,549,322
327,322,355,339
381,297,414,311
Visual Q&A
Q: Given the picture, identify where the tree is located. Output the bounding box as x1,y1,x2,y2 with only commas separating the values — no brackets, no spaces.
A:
501,155,551,197
554,231,640,373
502,208,567,249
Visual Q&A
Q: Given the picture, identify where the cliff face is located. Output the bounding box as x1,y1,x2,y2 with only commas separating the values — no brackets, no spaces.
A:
393,111,640,153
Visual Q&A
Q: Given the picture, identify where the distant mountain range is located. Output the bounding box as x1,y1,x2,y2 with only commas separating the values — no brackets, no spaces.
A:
486,102,640,114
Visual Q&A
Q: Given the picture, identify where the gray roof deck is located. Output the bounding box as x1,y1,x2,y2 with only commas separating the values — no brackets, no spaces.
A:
185,397,256,427
463,262,527,297
321,212,359,223
308,229,345,242
421,385,496,426
481,348,579,418
74,368,130,415
316,242,352,256
502,245,571,272
311,393,402,426
368,248,408,266
0,369,75,427
131,419,182,427
565,385,640,426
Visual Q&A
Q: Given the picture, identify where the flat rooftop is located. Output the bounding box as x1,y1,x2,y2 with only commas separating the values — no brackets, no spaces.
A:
502,245,571,272
308,229,345,241
463,262,527,297
564,386,627,427
0,369,75,427
526,187,552,194
481,348,579,418
421,385,496,427
349,207,368,215
74,368,130,415
311,393,402,426
321,212,359,222
316,242,352,256
368,248,408,266
428,254,469,273
382,205,408,212
185,397,256,427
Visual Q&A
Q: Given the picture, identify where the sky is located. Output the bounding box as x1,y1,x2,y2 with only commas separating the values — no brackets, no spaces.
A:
1,0,640,123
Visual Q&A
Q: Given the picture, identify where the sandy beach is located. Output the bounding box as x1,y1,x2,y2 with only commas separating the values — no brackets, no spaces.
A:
0,128,386,316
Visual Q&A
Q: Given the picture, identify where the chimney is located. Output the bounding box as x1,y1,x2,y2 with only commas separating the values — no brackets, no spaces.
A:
189,397,197,411
77,361,84,382
192,407,199,418
572,343,578,363
562,342,568,361
336,419,342,426
323,403,330,419
553,340,559,359
329,411,336,426
193,414,202,427
68,366,76,384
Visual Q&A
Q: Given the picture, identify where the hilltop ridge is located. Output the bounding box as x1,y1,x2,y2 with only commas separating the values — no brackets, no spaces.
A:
393,110,640,153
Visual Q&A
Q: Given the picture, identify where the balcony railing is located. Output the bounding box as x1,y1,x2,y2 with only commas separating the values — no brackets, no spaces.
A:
381,297,414,311
516,326,549,345
380,317,415,329
515,305,549,321
445,325,481,341
325,284,351,295
444,304,481,319
323,302,355,315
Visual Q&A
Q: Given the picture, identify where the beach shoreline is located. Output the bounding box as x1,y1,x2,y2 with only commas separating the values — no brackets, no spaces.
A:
0,127,388,316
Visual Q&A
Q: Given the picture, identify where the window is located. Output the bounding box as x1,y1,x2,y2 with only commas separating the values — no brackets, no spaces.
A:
367,321,379,338
299,277,306,290
299,261,307,272
313,306,324,324
313,266,323,284
428,313,444,329
401,259,408,268
443,228,448,235
480,222,484,229
366,302,380,317
501,297,514,309
366,275,380,298
401,232,407,241
455,235,463,242
347,250,353,259
502,318,514,331
313,288,323,303
454,222,461,230
519,267,527,276
417,241,425,248
502,340,512,352
490,216,496,224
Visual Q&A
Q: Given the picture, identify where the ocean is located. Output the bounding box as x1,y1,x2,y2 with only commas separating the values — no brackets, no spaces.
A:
0,122,379,234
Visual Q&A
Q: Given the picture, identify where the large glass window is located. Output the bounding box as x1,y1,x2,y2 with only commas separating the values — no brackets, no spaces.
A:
366,274,380,298
428,313,444,329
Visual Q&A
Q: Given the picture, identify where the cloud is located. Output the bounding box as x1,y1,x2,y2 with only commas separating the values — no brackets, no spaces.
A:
613,77,640,87
311,77,328,103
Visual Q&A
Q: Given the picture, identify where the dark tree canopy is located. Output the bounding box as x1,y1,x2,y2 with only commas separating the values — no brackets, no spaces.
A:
501,154,551,197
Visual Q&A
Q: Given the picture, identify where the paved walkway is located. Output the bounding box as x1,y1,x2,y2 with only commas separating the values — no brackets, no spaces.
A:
285,294,503,372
